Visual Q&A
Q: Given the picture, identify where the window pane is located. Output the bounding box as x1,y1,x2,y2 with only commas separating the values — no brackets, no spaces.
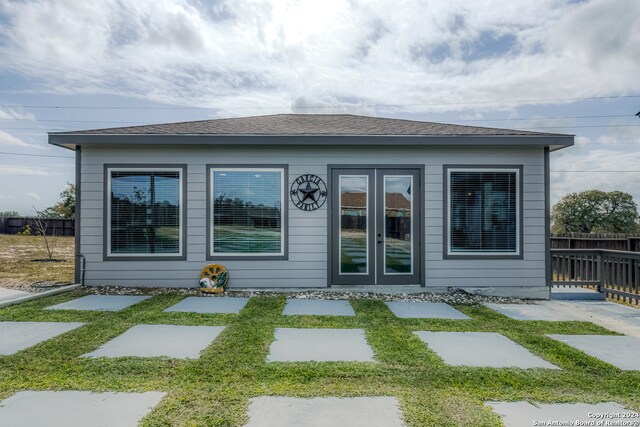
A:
384,176,412,273
110,171,181,254
212,170,282,254
340,175,368,274
450,171,517,253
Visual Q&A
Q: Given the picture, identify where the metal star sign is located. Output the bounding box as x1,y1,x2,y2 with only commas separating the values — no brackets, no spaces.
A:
290,174,327,211
299,181,319,202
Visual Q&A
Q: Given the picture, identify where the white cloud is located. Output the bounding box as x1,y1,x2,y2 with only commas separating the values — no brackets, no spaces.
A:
0,0,637,115
550,129,640,206
25,192,40,200
0,130,36,148
0,165,52,176
0,108,35,121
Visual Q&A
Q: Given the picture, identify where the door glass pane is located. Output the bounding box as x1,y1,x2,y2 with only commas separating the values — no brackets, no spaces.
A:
384,176,412,274
340,175,368,274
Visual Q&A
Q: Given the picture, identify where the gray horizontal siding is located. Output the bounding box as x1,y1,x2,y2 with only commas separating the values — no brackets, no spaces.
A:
80,144,546,289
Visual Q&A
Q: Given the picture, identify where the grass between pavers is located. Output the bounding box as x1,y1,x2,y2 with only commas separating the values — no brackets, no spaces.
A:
1,292,639,427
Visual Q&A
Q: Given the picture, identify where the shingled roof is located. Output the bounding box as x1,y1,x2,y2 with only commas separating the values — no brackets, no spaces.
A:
49,113,574,151
50,113,565,137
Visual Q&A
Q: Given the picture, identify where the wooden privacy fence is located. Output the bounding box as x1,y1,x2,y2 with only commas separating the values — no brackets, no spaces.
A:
0,217,75,236
551,233,640,252
551,249,640,305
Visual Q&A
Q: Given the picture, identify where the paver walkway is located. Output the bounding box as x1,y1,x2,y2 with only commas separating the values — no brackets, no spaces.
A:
486,300,640,338
282,299,355,316
245,396,405,427
548,334,640,370
414,331,559,369
46,295,150,312
2,294,639,425
0,287,29,304
267,328,375,362
386,301,470,319
82,324,225,359
0,321,84,355
164,296,249,314
484,301,582,321
0,391,164,427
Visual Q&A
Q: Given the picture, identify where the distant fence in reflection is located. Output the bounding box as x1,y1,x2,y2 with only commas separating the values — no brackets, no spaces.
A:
340,215,411,241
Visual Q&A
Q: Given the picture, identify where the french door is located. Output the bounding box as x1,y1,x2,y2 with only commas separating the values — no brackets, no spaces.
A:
330,167,422,285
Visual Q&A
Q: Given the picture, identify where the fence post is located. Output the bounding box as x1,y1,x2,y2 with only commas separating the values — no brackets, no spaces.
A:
597,252,603,293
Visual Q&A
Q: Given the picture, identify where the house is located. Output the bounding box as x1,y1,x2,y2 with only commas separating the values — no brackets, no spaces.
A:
48,114,573,298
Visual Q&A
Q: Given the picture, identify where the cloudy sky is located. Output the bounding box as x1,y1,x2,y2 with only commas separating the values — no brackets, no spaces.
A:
0,0,639,215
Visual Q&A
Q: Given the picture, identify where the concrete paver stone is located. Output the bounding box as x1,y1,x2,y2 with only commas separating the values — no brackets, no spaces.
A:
484,302,582,321
164,296,249,314
267,328,375,362
414,331,559,369
0,391,164,427
245,396,405,427
82,324,225,359
547,334,640,370
46,295,150,312
282,299,355,316
0,287,30,304
385,301,470,319
0,321,85,356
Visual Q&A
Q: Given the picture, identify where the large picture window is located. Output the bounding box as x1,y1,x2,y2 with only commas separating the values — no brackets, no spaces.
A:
446,167,521,257
107,166,184,258
209,166,286,258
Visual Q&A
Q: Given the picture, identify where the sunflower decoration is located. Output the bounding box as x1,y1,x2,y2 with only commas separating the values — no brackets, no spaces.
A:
199,264,229,294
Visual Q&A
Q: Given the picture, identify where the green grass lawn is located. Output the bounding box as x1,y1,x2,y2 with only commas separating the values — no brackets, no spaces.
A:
1,291,639,426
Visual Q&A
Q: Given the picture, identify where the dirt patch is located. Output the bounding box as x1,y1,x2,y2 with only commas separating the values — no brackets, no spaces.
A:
0,234,74,292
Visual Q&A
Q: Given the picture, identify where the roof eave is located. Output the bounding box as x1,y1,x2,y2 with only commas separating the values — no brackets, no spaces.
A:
48,133,574,151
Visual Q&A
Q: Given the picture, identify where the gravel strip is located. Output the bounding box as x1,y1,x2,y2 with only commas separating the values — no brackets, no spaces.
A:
78,286,529,305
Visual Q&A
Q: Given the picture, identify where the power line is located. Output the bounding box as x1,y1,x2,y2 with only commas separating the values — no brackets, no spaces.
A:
449,114,634,122
2,94,640,111
0,151,74,159
0,118,147,124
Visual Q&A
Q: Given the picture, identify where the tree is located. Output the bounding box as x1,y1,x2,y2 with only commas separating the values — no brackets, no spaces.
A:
43,183,75,218
0,211,19,218
551,190,640,233
32,206,58,261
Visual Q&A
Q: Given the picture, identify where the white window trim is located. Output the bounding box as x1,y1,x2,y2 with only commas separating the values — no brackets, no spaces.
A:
446,167,521,257
107,167,184,257
210,167,286,257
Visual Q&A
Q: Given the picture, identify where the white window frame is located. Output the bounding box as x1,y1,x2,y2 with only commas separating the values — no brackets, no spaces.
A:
446,167,521,257
106,167,184,258
210,167,286,257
